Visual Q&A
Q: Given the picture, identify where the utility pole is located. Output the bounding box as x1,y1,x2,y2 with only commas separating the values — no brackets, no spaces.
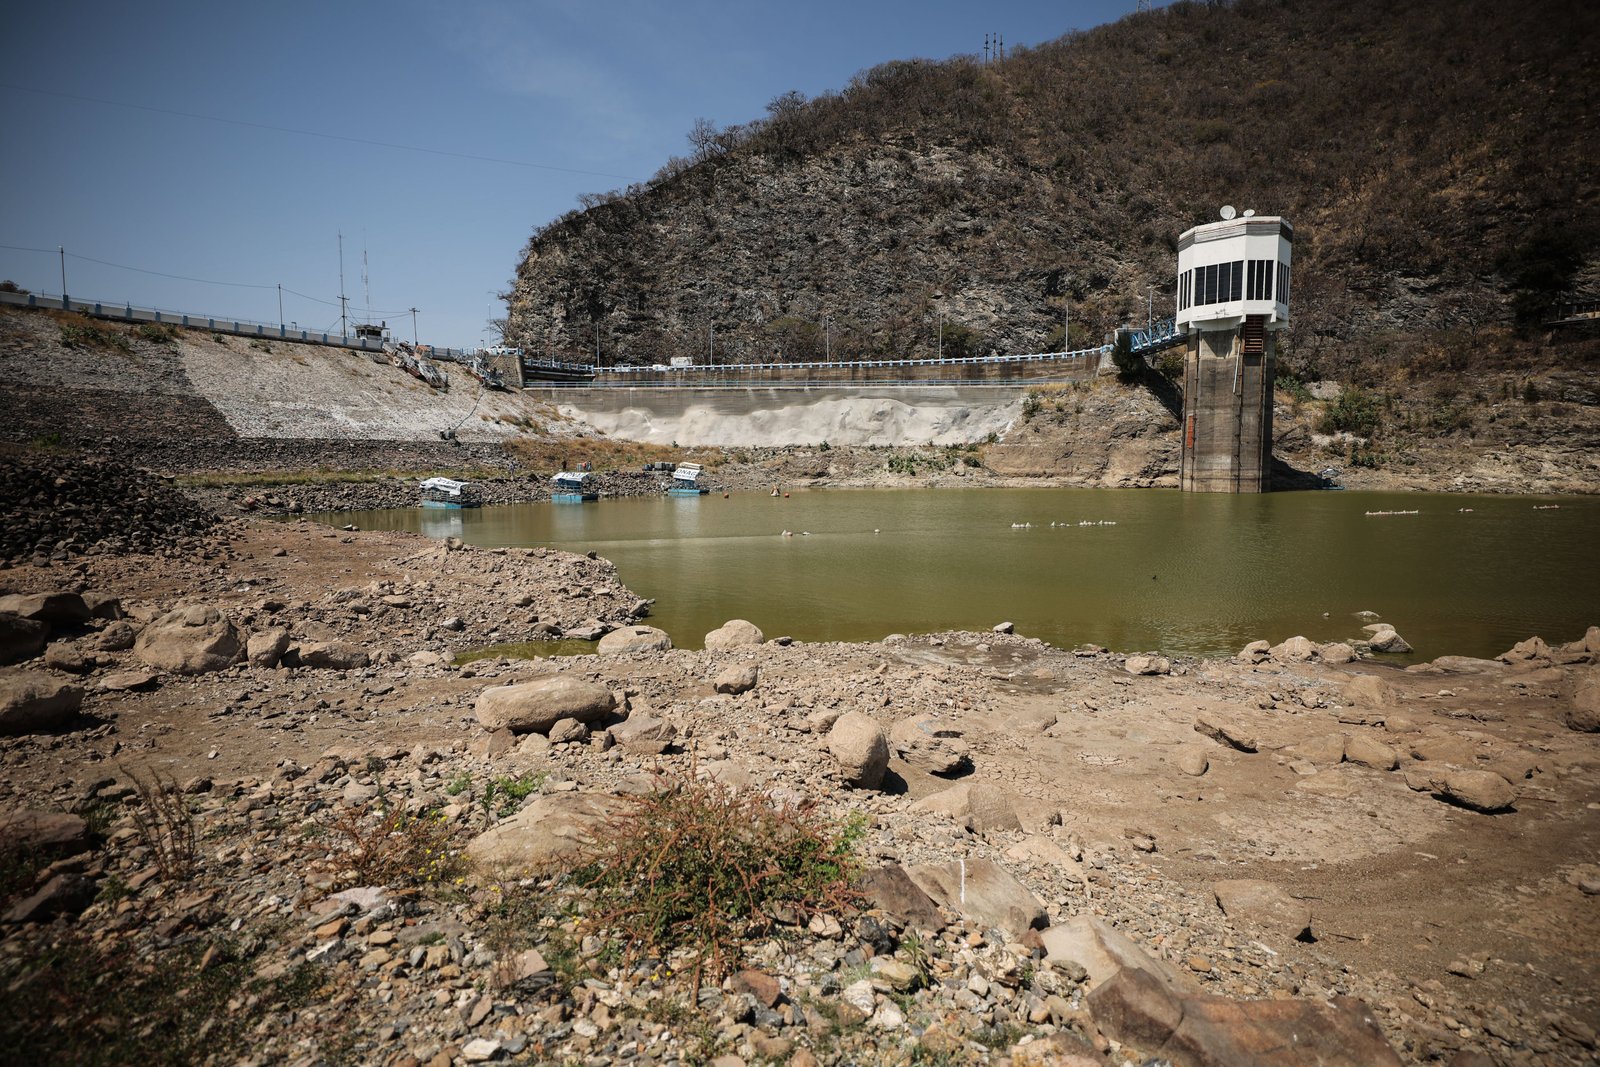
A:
58,247,67,306
938,313,943,359
338,232,348,340
709,322,715,365
277,283,284,331
1147,285,1154,333
824,314,831,360
409,307,418,346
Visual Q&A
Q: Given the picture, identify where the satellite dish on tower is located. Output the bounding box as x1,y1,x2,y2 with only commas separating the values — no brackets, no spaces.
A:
1242,209,1256,218
1220,205,1237,220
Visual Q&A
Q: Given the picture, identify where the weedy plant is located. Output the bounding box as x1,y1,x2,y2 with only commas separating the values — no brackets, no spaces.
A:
124,767,197,882
570,768,864,988
331,802,463,890
482,773,546,819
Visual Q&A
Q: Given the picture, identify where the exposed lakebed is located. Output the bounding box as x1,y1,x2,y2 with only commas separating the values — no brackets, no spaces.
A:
311,488,1599,660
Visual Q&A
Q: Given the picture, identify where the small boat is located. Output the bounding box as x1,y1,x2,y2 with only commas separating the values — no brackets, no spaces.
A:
420,476,480,509
666,462,709,496
551,471,598,502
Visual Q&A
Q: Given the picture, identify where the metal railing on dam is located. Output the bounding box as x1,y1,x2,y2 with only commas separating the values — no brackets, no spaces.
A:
527,345,1115,388
0,289,477,359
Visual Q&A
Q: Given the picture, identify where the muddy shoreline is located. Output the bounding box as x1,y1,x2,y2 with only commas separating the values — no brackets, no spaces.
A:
1,497,1597,1064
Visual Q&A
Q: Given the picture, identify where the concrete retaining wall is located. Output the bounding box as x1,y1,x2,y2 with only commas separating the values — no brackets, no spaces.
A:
525,384,1029,447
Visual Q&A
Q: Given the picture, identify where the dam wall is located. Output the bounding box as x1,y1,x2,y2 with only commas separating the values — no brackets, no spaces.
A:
524,384,1030,447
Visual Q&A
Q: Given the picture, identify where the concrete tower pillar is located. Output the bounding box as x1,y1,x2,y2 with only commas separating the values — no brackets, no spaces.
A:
1174,212,1292,493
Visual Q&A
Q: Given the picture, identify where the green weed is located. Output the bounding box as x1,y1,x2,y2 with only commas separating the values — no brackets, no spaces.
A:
571,769,863,987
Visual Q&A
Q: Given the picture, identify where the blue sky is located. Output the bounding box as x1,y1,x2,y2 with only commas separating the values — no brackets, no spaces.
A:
1,1,1149,348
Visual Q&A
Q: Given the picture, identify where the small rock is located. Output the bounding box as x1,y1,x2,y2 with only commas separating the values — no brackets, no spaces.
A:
1368,628,1413,654
1124,654,1171,676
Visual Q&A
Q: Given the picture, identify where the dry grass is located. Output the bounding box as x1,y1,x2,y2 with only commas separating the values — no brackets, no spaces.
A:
124,767,197,882
330,802,465,891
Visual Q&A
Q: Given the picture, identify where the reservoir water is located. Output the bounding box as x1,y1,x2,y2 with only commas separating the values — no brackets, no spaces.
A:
315,489,1598,661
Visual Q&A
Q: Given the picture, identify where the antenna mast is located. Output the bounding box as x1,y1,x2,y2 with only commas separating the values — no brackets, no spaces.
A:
361,243,371,326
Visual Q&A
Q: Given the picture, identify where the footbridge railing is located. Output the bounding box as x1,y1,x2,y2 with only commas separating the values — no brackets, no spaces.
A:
1124,317,1183,357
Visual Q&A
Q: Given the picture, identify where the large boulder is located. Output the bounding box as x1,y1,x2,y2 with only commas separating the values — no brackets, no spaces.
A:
1567,669,1600,733
1367,627,1412,654
1213,879,1315,942
1342,674,1397,708
476,676,617,735
1194,713,1257,753
133,604,241,674
465,792,629,877
0,673,84,734
608,711,677,754
247,628,291,669
1041,915,1197,994
596,625,672,654
704,619,764,649
1044,917,1398,1066
0,613,48,665
827,711,889,790
856,864,943,930
0,810,89,853
1343,733,1399,770
1293,733,1346,767
1268,636,1316,663
904,858,1047,939
292,640,370,670
1319,642,1356,665
888,715,970,776
1234,640,1270,665
1438,769,1516,813
908,782,1022,832
713,663,759,695
0,592,89,627
1499,635,1551,665
1087,967,1402,1067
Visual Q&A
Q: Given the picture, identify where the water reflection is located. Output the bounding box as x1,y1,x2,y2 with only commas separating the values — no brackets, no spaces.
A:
310,489,1599,660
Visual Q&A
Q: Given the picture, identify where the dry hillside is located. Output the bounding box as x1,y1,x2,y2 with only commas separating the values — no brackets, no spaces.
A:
504,0,1600,385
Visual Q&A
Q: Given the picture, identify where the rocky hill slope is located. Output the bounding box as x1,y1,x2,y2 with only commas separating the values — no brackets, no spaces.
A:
504,0,1599,381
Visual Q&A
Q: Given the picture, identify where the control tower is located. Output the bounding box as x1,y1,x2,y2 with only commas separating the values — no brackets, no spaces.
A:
1175,210,1292,492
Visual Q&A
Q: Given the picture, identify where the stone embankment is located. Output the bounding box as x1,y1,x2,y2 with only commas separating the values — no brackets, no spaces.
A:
1,499,1598,1064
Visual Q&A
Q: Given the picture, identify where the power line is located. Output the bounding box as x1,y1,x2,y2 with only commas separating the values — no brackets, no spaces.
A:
0,82,641,182
1,241,408,316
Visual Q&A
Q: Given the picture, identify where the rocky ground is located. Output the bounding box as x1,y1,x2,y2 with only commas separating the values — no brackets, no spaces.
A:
1,489,1597,1066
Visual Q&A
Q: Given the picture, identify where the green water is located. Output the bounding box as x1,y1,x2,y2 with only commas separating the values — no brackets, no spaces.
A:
313,489,1598,661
